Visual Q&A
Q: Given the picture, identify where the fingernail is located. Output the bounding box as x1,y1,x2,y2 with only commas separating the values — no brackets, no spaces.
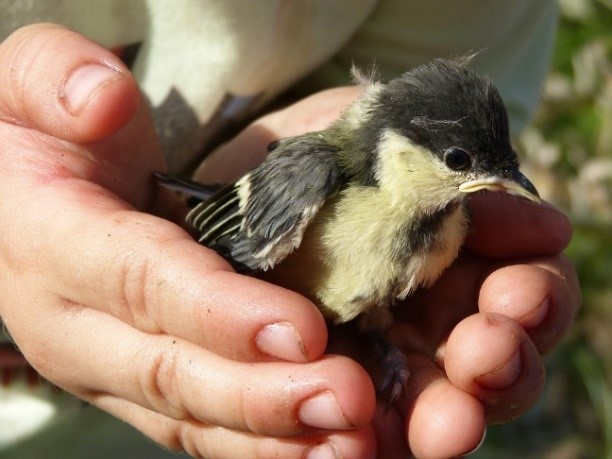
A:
62,63,122,114
521,297,550,329
306,443,339,459
475,348,521,390
255,322,307,362
461,427,487,456
299,391,351,430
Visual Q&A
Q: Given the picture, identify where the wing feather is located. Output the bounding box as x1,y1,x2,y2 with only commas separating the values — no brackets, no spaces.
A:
227,134,343,269
188,187,240,239
158,133,344,271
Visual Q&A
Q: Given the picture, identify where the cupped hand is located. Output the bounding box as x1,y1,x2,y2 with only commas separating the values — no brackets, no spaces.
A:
197,85,581,458
0,24,377,458
370,196,579,458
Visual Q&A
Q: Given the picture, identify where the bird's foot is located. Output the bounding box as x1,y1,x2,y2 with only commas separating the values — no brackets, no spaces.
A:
378,344,410,414
365,330,410,414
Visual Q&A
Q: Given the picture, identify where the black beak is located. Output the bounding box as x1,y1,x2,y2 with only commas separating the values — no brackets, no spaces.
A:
509,169,539,200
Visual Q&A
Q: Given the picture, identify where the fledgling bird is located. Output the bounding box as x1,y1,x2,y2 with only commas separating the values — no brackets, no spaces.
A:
156,58,539,402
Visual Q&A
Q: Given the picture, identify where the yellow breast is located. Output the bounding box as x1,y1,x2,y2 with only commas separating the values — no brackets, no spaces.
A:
262,185,469,324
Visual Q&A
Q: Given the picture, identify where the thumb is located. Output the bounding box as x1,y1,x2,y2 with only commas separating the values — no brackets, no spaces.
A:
0,23,140,142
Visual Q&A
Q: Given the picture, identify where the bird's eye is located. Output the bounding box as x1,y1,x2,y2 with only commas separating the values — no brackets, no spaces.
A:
444,147,473,171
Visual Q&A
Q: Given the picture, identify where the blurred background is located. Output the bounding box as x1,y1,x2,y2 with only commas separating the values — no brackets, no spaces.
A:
476,0,611,457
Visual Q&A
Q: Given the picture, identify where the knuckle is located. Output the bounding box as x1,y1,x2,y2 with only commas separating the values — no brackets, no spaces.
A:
176,423,305,459
162,423,192,456
2,31,32,118
103,214,184,332
138,341,189,420
115,237,198,334
110,217,214,332
240,386,293,436
1,25,64,116
115,249,160,332
176,423,211,459
251,441,293,459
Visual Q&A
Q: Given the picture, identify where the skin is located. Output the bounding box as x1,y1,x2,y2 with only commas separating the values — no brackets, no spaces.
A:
0,24,580,459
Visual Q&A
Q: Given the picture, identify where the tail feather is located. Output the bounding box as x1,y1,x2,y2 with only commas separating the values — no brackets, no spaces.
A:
154,172,222,202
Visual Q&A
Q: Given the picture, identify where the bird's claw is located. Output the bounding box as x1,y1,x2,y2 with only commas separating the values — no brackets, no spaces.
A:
377,344,410,415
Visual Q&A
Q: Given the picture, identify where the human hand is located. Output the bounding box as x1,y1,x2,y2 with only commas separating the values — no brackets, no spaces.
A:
197,87,580,458
364,194,579,458
0,24,378,458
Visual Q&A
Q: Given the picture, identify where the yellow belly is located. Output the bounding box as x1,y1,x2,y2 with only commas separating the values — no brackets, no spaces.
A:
261,187,469,324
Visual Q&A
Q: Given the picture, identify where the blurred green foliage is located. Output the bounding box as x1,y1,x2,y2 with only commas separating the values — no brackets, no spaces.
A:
476,1,612,458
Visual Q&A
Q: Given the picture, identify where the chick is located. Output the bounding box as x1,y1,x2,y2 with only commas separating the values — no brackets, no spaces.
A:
156,58,539,402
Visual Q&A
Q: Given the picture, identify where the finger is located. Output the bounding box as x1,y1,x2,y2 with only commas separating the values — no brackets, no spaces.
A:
394,249,580,358
1,162,327,363
442,313,545,423
0,25,161,210
0,23,139,142
397,352,486,458
478,254,580,354
95,396,377,459
194,86,362,183
465,193,573,257
17,304,375,437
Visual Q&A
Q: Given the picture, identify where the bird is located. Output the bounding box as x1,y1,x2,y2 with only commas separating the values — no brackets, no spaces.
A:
155,58,540,403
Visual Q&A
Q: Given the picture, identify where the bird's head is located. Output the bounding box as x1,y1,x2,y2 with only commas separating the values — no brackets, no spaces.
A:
350,59,539,209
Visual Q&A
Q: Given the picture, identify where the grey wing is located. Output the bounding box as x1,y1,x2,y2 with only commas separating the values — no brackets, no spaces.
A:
187,133,344,271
